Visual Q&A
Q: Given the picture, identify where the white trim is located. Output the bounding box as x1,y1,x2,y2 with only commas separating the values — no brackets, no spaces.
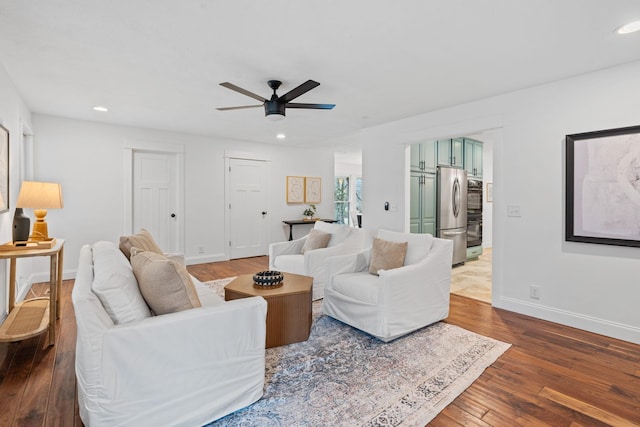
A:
19,119,34,182
124,139,184,153
123,140,185,254
224,150,271,162
496,296,640,345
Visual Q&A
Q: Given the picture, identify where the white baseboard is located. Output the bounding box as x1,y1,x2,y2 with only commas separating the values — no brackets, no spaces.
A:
29,270,76,284
495,296,640,345
186,253,228,265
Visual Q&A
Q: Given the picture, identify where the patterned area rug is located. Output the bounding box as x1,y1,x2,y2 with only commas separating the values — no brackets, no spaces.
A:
204,278,510,427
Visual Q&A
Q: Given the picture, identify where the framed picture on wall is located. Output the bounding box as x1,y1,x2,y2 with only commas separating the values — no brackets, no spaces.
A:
0,124,8,213
286,176,305,203
566,124,640,247
304,177,321,204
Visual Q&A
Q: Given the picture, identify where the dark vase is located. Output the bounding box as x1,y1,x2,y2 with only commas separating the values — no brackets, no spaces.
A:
13,208,30,243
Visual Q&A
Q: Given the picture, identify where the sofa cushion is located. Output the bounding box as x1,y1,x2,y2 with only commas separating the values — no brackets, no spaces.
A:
332,272,379,304
314,221,351,247
377,229,433,265
368,237,408,275
301,229,331,254
119,229,164,260
91,241,151,324
131,250,202,315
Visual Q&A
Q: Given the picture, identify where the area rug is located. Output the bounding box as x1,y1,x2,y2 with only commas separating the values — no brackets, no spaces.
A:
204,278,510,427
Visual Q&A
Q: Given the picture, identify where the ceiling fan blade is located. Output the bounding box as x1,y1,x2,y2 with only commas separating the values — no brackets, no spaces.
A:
219,82,267,102
279,80,320,103
286,103,336,110
216,105,262,111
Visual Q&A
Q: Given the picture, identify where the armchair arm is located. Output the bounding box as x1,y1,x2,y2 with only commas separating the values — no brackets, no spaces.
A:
305,227,374,281
98,297,267,423
269,237,307,269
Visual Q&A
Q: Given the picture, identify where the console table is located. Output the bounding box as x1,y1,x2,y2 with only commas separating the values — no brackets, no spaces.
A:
0,239,64,346
282,219,337,241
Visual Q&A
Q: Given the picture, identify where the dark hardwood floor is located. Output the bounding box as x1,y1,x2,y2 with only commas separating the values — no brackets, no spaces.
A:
1,256,638,426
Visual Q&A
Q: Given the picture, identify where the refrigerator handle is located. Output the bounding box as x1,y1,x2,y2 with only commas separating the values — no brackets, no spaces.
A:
442,230,466,236
453,177,460,218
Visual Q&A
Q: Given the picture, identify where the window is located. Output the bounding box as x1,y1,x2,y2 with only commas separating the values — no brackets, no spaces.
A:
334,175,363,225
334,176,349,224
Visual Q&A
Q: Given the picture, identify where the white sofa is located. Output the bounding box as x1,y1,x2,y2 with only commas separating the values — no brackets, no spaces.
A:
323,231,453,342
269,221,373,300
72,241,267,427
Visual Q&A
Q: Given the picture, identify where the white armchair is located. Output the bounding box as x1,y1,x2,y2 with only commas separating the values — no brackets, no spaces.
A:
322,230,453,342
269,221,373,300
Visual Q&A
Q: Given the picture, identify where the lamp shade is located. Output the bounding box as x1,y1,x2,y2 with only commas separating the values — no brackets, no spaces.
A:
16,181,64,209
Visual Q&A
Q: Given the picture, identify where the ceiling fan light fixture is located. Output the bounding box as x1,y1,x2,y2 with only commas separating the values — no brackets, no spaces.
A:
267,112,285,121
265,100,286,121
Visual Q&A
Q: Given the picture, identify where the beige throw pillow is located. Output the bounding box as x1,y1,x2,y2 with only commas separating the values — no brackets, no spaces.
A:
368,237,408,275
130,250,201,315
301,229,331,254
119,229,164,260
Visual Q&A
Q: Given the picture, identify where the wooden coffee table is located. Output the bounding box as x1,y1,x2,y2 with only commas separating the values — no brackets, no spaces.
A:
224,272,313,348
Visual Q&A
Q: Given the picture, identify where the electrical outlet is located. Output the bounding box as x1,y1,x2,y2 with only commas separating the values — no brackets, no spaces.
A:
507,205,521,217
198,246,205,254
529,285,541,299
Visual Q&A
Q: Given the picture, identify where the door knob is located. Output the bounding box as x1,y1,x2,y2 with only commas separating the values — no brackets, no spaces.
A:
170,213,176,218
261,211,267,215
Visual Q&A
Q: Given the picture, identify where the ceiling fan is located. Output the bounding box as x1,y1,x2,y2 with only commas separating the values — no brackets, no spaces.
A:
217,79,335,121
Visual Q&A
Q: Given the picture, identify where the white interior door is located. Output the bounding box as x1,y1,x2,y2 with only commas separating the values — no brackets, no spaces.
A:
228,158,268,258
133,151,178,253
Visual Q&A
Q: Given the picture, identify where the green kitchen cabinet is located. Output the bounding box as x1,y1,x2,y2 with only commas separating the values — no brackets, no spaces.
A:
410,171,436,235
437,138,464,168
464,138,483,178
410,141,437,173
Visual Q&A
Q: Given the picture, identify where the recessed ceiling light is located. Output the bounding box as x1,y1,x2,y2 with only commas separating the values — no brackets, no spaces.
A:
276,133,286,140
92,106,109,112
616,20,640,34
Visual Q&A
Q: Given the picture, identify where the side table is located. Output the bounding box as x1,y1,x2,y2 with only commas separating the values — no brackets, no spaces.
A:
224,272,312,348
282,219,338,241
0,239,64,346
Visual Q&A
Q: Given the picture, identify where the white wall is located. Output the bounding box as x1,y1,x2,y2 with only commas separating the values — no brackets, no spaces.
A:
351,60,640,344
0,62,33,320
31,114,335,277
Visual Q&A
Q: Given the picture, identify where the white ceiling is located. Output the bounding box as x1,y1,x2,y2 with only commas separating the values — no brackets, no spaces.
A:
1,1,639,149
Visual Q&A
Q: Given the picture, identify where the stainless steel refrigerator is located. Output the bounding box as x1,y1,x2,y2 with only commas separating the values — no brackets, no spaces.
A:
436,166,468,265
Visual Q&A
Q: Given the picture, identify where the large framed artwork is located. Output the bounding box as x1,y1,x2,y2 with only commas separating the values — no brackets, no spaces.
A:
286,176,305,203
566,124,640,247
304,177,321,204
0,124,8,213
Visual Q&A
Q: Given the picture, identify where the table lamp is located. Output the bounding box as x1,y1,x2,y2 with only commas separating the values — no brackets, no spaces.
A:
14,181,64,242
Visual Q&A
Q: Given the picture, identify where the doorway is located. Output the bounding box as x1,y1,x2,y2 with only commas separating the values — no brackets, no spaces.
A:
450,132,494,304
409,132,494,304
124,141,184,254
226,157,269,259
